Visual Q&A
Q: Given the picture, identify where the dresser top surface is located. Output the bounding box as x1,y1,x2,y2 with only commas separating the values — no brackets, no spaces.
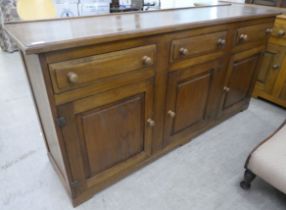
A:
5,3,281,54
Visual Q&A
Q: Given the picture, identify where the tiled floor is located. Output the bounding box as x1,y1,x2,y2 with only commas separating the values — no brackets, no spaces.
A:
0,50,286,210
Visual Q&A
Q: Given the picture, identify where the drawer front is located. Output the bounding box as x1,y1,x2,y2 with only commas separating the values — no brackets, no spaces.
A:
271,17,286,39
49,45,156,93
171,31,227,61
235,23,272,47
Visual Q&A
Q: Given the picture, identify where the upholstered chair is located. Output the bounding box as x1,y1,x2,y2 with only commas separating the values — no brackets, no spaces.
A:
241,120,286,194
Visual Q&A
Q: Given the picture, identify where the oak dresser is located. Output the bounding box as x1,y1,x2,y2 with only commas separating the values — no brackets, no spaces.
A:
4,3,281,206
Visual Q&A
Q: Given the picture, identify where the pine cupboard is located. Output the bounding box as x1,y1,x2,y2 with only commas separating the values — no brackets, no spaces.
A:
253,15,286,108
4,4,279,206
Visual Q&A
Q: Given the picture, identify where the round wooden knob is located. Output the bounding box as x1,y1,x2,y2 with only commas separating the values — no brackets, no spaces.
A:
168,110,176,118
147,118,155,127
224,86,230,92
142,56,153,66
272,64,280,70
239,34,248,42
265,28,273,34
179,48,189,56
277,30,285,37
67,72,79,84
217,38,226,47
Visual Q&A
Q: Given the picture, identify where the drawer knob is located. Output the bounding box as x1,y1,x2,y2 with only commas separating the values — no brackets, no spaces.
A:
168,110,176,118
217,38,226,47
179,48,189,57
147,118,155,127
272,64,280,70
67,72,79,84
142,56,153,66
239,34,248,42
224,86,230,92
277,30,285,37
265,28,273,34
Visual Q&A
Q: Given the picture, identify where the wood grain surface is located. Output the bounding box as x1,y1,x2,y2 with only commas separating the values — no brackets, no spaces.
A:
5,4,280,54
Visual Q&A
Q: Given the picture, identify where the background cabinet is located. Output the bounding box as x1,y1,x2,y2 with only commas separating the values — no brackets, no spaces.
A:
256,44,284,95
253,15,286,108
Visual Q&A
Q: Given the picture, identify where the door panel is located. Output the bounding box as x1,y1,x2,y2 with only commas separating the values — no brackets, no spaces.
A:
78,95,144,176
257,52,273,83
256,44,284,94
221,51,262,115
58,80,154,188
164,59,226,145
223,56,258,108
279,82,286,100
174,73,211,133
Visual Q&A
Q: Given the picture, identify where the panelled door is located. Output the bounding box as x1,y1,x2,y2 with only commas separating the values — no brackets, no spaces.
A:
57,79,154,194
220,50,263,116
255,44,284,95
164,59,227,146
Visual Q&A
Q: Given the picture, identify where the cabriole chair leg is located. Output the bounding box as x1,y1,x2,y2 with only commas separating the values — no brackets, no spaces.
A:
240,169,256,190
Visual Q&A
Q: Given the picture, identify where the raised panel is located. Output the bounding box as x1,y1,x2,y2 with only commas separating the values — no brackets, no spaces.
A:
223,55,259,109
78,95,145,176
58,80,154,190
173,73,211,133
164,59,226,145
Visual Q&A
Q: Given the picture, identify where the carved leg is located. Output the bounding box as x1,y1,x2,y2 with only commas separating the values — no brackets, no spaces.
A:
240,169,256,190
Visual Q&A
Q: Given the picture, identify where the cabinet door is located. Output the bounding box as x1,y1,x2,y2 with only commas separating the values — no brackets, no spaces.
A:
221,50,262,116
57,80,154,192
164,59,227,145
256,44,284,94
275,60,286,103
279,82,286,100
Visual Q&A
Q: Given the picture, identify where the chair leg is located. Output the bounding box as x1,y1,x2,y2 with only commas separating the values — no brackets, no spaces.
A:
240,169,256,190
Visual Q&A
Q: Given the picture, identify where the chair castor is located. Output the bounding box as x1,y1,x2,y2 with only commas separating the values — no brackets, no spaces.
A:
240,169,256,190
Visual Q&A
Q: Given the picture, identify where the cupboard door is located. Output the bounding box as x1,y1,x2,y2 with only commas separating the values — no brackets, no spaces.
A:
279,82,286,100
57,80,154,191
164,59,227,145
275,62,286,102
221,51,262,115
256,44,284,94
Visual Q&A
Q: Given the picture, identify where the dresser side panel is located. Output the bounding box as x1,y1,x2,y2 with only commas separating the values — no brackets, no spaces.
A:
22,54,71,194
